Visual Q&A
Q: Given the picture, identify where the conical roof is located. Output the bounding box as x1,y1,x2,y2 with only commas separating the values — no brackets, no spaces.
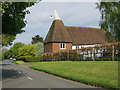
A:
44,20,72,43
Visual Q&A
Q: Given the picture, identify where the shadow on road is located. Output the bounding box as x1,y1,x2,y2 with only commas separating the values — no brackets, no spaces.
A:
2,68,26,80
2,64,11,66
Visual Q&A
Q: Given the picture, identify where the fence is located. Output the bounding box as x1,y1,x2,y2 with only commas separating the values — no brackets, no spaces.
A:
43,42,120,61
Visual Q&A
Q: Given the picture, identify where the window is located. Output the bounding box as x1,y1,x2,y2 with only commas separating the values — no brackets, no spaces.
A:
60,43,66,49
76,46,79,49
95,44,100,46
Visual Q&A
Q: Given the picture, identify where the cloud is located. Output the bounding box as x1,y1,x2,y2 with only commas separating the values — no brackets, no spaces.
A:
12,2,101,46
42,0,100,2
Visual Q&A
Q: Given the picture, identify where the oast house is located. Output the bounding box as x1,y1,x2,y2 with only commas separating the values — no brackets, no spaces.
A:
44,11,108,53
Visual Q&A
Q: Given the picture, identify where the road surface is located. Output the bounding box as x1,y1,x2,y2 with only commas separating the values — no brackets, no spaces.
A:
2,60,98,89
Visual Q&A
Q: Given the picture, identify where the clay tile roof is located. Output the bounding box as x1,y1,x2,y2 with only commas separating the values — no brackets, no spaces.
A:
66,26,108,45
44,20,72,43
44,20,108,45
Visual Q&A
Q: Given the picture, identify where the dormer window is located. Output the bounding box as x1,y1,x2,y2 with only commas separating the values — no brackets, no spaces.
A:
60,43,66,49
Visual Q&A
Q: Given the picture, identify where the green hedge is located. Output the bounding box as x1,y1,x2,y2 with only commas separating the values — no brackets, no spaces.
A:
55,57,120,61
19,56,43,62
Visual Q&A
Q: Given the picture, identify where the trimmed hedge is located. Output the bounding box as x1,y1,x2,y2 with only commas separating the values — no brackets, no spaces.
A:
45,57,120,61
78,57,120,61
19,56,43,62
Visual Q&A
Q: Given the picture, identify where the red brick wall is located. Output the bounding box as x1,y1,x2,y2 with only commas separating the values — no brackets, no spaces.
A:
44,43,72,53
44,43,52,53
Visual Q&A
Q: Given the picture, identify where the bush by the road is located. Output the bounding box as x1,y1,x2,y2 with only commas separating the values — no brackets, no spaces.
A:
19,56,43,62
14,61,27,65
4,42,25,59
18,44,35,57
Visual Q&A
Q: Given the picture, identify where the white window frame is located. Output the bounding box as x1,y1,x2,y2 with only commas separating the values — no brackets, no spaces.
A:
76,46,79,49
60,43,66,49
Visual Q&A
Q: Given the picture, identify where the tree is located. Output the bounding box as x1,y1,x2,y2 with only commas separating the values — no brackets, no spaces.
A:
1,34,16,47
31,35,43,44
97,1,120,41
18,44,35,57
35,42,44,56
4,50,11,59
2,2,36,35
10,42,25,56
4,42,25,59
2,48,8,59
1,2,40,46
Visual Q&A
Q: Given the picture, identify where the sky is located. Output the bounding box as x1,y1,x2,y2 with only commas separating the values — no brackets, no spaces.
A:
10,1,101,48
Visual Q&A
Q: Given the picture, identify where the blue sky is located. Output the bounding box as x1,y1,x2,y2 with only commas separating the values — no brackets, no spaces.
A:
12,2,101,47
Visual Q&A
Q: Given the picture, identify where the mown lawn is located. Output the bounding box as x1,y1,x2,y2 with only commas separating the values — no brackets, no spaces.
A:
29,61,118,88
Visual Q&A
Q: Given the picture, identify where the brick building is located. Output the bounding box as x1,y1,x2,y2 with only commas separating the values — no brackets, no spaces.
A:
44,19,109,53
43,11,114,53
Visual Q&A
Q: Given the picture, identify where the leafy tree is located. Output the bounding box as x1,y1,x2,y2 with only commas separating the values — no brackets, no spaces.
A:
31,35,43,44
2,48,8,54
97,1,120,41
18,44,35,57
10,42,25,56
2,2,36,35
1,34,16,47
4,49,14,59
4,42,25,59
1,2,40,46
35,42,44,56
2,48,8,59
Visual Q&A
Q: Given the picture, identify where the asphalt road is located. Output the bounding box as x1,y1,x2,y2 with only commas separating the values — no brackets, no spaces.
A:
2,60,98,89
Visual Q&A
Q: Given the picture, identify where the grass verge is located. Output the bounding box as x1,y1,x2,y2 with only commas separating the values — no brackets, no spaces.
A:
14,60,37,65
29,61,118,89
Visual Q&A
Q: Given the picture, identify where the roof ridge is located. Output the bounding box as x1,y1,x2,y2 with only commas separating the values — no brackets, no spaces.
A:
65,26,100,30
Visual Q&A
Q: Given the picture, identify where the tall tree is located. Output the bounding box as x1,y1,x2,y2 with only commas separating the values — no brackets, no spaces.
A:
31,35,43,44
35,42,44,56
10,42,25,56
4,42,25,59
2,2,36,35
1,34,16,47
97,1,120,41
1,2,40,46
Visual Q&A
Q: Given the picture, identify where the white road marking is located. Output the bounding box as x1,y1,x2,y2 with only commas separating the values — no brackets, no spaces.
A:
14,69,16,70
48,88,52,90
18,71,21,73
27,77,33,80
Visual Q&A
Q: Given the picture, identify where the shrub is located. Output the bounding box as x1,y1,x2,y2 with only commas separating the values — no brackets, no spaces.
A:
114,57,120,61
14,61,26,65
19,56,43,62
3,42,25,59
17,56,25,61
18,44,35,57
35,42,44,56
95,57,120,61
